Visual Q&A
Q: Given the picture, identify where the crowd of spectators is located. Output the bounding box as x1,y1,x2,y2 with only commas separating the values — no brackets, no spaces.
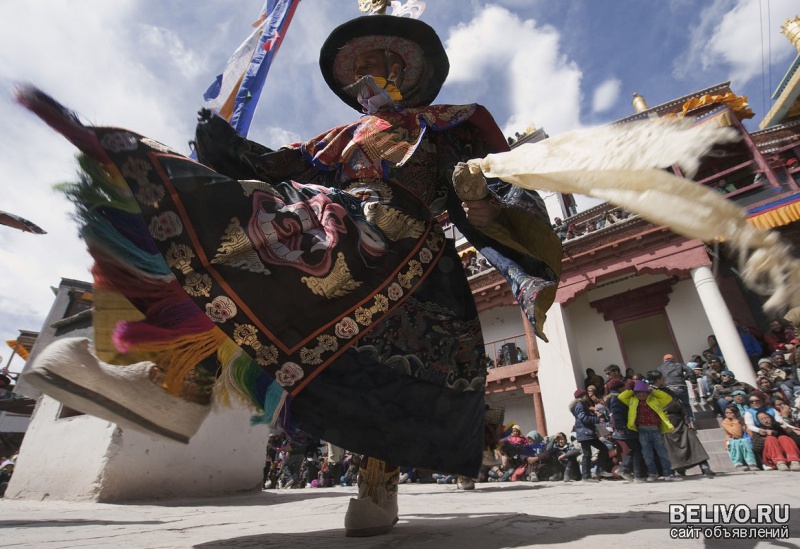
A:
460,249,492,277
259,318,799,491
553,208,631,242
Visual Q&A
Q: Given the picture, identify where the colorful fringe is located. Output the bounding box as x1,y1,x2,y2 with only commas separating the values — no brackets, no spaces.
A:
18,86,291,431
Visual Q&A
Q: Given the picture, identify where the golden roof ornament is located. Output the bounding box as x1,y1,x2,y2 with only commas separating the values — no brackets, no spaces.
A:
632,93,649,113
358,0,426,18
781,16,800,53
359,0,390,15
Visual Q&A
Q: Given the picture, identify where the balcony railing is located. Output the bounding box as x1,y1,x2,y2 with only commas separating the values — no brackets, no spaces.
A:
484,334,530,369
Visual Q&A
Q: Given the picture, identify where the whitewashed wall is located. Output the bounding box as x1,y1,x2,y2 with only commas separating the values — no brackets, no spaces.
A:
7,396,269,502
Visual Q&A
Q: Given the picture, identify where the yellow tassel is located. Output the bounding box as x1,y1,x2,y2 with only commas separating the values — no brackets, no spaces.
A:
127,327,228,395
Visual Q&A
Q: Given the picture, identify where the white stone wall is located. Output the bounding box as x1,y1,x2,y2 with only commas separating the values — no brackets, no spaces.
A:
665,280,715,361
488,393,538,438
537,303,582,435
7,395,269,502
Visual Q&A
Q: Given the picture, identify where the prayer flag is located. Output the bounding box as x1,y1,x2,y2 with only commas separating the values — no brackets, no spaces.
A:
203,0,300,137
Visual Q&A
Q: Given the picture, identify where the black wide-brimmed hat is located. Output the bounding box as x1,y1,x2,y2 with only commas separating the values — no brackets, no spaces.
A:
319,15,449,111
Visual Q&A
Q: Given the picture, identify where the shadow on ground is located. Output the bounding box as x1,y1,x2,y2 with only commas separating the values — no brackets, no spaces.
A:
193,508,800,549
0,519,164,528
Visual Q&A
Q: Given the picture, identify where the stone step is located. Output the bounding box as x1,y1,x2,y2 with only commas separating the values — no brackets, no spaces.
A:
692,408,717,419
706,450,736,473
696,428,726,444
694,416,723,430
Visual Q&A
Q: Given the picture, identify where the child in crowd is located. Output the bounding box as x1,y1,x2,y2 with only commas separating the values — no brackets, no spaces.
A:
546,432,582,482
721,405,758,471
618,380,682,482
730,390,749,416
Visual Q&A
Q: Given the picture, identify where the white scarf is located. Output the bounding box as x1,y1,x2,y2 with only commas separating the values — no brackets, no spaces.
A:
465,119,800,313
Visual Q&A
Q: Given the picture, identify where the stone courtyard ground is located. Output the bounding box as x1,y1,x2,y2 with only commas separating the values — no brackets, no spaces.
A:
1,470,798,548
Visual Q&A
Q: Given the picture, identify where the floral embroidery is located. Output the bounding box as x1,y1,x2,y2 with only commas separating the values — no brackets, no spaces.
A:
205,296,237,323
120,157,153,186
149,211,183,241
101,132,138,152
419,248,433,264
141,137,180,154
276,362,304,387
334,317,360,339
135,182,165,207
387,283,403,301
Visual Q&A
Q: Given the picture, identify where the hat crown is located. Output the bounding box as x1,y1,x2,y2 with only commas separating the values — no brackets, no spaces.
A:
320,15,449,112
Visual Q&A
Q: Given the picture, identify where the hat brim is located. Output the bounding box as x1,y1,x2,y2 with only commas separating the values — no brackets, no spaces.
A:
320,16,449,111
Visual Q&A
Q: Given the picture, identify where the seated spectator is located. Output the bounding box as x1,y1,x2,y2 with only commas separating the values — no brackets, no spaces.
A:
495,351,506,368
705,336,723,359
751,411,800,471
730,390,749,415
711,370,755,416
688,362,707,400
735,320,763,370
0,459,14,497
498,424,527,472
700,356,723,402
757,377,782,400
511,431,547,481
772,351,798,383
486,462,513,482
617,381,683,482
570,389,612,482
758,358,799,401
545,432,581,482
584,369,605,396
721,405,758,471
744,393,800,467
764,319,796,355
772,396,800,428
432,473,456,484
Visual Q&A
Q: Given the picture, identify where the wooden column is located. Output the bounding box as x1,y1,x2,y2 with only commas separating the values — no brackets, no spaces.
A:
521,309,539,359
533,391,547,437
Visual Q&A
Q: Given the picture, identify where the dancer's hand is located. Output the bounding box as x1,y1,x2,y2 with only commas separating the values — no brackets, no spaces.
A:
463,198,501,227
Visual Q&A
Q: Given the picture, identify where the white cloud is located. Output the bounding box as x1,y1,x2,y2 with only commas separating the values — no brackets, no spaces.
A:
445,5,583,135
675,0,798,87
592,78,621,113
137,25,205,79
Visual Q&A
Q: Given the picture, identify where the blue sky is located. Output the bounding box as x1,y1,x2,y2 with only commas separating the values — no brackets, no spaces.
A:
0,0,798,373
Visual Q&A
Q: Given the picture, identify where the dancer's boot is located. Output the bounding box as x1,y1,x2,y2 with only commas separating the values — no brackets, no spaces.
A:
344,457,399,537
24,337,210,443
